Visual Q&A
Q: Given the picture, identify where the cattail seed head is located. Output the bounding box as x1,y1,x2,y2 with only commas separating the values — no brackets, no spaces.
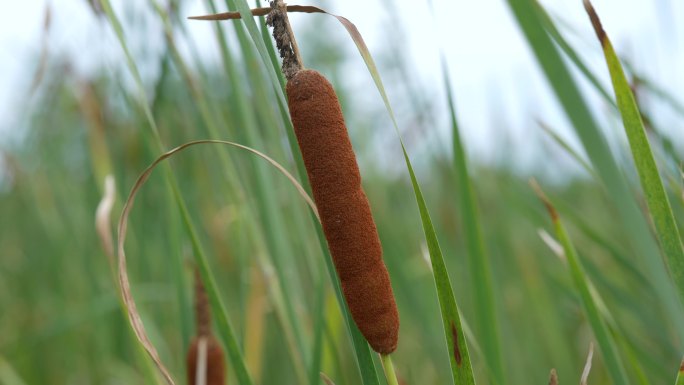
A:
187,269,226,384
186,336,227,385
287,69,399,354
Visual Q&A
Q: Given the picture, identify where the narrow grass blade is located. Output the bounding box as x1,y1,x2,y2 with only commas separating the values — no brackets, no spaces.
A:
230,0,287,108
537,120,596,178
542,226,650,384
614,335,649,385
355,35,478,385
583,0,684,306
504,0,620,189
442,53,504,385
99,0,162,143
534,3,615,108
309,276,326,385
532,181,630,385
581,342,594,385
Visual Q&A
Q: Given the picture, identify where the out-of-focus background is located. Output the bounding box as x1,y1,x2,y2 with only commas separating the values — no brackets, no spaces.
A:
1,0,683,384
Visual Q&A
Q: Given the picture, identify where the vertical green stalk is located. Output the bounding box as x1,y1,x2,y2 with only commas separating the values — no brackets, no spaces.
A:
442,54,504,385
380,354,400,385
534,183,629,385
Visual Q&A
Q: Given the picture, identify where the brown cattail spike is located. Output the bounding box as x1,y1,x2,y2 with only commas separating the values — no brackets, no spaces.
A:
287,69,399,354
186,336,227,385
187,270,226,384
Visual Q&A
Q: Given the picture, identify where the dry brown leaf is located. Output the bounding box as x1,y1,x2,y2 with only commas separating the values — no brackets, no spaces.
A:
320,372,337,385
537,228,565,261
95,175,116,263
580,342,594,385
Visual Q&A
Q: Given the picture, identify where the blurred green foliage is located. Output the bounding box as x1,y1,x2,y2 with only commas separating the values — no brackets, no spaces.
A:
1,0,684,384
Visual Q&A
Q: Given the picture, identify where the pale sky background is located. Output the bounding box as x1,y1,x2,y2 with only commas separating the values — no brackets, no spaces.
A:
0,0,682,176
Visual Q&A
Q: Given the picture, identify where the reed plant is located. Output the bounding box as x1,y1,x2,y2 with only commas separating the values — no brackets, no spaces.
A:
2,0,684,384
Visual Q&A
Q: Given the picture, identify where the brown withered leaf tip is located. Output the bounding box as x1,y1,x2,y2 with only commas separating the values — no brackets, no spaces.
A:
583,0,607,45
529,178,559,222
548,369,558,385
287,69,399,354
680,357,684,372
187,336,226,385
450,321,462,366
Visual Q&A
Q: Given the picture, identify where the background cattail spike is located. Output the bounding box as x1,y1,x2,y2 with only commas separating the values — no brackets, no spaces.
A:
194,268,211,337
187,269,226,385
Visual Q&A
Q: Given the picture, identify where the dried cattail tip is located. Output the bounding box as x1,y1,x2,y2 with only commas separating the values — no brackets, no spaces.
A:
286,69,399,354
186,336,227,385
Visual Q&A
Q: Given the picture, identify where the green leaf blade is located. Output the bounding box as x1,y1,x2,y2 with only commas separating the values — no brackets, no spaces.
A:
533,183,630,385
442,55,503,385
323,10,478,384
585,0,684,311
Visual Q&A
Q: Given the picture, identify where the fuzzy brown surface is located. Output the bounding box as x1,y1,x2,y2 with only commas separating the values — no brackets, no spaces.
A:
286,69,399,354
186,336,226,385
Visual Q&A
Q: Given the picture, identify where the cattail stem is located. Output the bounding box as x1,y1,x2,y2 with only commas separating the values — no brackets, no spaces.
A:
194,268,211,337
380,354,400,385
